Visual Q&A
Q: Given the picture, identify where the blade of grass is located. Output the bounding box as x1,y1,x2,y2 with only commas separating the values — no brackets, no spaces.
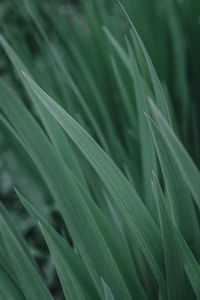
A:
126,38,157,220
0,215,53,300
0,202,37,268
102,279,116,300
16,190,100,300
0,80,147,299
175,229,200,298
152,172,186,300
147,99,200,249
0,268,25,300
146,107,200,259
0,80,136,300
21,71,167,296
17,3,112,154
117,1,172,126
0,35,88,190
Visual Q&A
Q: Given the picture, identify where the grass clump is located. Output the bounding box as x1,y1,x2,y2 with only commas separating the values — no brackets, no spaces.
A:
0,0,200,299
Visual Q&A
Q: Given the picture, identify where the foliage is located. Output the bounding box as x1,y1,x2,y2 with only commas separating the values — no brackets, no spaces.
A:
0,0,200,299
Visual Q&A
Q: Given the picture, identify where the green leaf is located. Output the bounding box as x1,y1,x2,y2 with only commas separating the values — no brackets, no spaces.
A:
146,99,200,259
102,279,116,300
103,27,130,72
147,99,200,207
0,215,53,300
147,97,200,206
0,202,37,268
0,268,25,300
0,34,88,190
20,71,167,295
16,190,99,300
117,0,172,126
0,80,134,300
175,229,200,298
126,38,157,220
152,172,185,300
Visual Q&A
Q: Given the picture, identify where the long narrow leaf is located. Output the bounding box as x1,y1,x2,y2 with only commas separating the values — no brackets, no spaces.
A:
16,190,99,300
21,71,167,294
0,80,134,300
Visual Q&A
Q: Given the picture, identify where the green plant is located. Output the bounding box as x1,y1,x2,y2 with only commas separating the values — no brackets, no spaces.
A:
0,0,200,299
